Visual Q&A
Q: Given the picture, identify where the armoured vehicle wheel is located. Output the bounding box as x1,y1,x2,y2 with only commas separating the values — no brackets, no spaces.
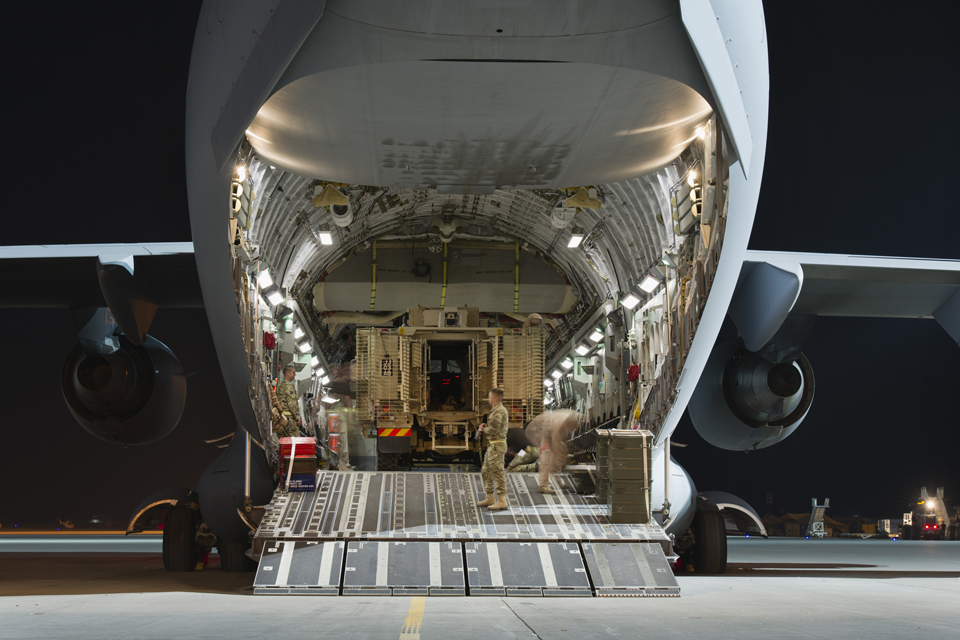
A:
218,540,256,572
163,506,199,572
692,510,727,574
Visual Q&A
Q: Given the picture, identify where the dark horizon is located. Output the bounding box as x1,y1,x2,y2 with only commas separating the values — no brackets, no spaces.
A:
1,1,958,526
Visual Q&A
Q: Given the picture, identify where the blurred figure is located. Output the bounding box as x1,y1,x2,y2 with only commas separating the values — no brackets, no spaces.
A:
524,409,579,494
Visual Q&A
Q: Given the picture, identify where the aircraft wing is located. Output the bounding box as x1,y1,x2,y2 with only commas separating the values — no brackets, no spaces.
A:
731,251,960,349
0,243,202,308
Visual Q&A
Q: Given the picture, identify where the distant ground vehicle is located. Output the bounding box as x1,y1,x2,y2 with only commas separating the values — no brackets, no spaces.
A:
355,307,545,470
900,487,956,540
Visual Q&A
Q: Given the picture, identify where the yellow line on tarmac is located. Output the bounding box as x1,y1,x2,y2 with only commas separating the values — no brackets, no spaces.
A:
399,596,425,640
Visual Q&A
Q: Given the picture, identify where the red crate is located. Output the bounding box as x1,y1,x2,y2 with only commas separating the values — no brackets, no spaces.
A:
279,437,316,457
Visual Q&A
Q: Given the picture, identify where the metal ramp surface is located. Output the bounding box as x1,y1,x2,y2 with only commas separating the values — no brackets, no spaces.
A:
582,543,680,597
342,541,465,596
465,542,592,597
251,471,679,597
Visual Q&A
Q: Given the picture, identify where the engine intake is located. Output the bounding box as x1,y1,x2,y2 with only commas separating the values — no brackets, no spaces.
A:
62,335,186,445
689,338,815,451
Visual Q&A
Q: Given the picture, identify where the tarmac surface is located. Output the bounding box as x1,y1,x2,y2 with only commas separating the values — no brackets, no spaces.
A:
1,535,958,639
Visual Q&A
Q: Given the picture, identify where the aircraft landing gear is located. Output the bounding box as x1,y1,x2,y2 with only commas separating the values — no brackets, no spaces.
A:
218,539,257,572
162,506,200,572
678,509,727,574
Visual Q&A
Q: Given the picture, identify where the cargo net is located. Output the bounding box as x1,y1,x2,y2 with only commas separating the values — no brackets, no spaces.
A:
496,329,545,424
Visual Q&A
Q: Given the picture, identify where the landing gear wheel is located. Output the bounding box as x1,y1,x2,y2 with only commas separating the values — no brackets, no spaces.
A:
218,539,257,572
162,506,200,572
692,510,727,574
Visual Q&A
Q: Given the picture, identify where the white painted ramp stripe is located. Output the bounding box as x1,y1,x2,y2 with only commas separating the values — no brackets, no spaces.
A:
487,543,503,587
376,542,390,586
318,542,336,586
276,541,295,585
538,543,558,587
429,542,442,586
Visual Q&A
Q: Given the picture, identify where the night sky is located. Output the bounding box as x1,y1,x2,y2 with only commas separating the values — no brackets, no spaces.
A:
2,2,957,528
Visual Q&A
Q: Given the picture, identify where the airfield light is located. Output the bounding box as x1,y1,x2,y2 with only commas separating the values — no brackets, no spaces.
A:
575,342,591,356
687,170,698,187
266,290,284,306
639,274,660,293
543,378,553,388
320,375,331,385
321,395,338,404
550,369,563,380
259,270,274,289
236,165,246,182
561,358,574,370
588,328,604,343
621,293,641,310
294,326,304,340
318,230,334,245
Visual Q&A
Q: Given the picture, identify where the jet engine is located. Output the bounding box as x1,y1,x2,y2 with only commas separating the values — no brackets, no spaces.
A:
688,337,815,451
61,334,186,445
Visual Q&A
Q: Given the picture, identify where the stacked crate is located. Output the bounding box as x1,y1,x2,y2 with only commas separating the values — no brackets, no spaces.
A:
594,429,611,502
280,436,318,491
605,429,654,524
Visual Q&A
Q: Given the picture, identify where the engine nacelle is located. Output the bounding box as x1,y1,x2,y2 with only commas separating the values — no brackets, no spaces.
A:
688,338,815,451
61,335,186,445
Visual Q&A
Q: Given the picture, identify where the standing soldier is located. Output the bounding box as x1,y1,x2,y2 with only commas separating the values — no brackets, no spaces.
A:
477,388,509,511
276,365,302,438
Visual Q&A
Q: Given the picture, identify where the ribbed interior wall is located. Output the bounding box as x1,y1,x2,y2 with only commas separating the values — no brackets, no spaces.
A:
245,157,689,306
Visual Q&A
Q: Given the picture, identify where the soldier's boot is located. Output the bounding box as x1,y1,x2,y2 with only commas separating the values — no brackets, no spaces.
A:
477,494,495,507
538,484,557,495
488,495,509,511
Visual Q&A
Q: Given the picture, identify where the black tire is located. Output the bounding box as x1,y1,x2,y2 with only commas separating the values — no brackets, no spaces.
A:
218,539,257,572
692,510,727,574
377,452,400,471
163,506,199,572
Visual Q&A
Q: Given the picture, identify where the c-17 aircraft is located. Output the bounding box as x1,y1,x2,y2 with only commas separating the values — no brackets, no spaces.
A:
3,0,958,585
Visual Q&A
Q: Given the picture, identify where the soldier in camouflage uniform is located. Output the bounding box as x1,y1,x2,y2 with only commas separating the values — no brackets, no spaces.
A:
477,388,509,510
275,365,302,438
508,445,540,471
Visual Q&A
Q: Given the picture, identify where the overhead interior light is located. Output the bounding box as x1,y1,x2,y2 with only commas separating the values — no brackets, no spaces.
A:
259,270,274,289
266,290,284,306
687,169,698,187
588,328,604,343
567,230,584,248
543,378,553,388
297,340,311,353
294,326,304,340
621,293,641,310
550,369,563,380
639,273,660,293
320,375,331,385
315,367,326,376
310,356,319,368
695,126,706,140
236,165,246,182
561,358,574,370
318,230,334,245
321,395,338,404
575,342,591,356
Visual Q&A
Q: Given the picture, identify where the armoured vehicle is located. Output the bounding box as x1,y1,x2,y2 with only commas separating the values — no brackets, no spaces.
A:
355,307,544,469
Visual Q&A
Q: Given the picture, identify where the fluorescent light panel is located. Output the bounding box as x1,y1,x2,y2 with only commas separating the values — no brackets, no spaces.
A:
639,274,660,293
621,293,641,309
318,231,333,245
561,358,574,370
259,270,274,289
266,290,284,305
567,233,584,248
588,328,604,343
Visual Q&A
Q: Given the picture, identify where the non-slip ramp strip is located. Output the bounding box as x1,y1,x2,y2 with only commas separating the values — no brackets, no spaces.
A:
342,541,465,596
254,540,344,595
464,542,592,597
582,542,680,597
